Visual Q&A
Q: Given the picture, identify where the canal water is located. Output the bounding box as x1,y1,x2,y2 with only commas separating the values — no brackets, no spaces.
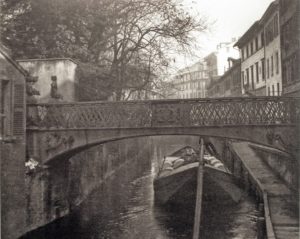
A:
24,151,258,239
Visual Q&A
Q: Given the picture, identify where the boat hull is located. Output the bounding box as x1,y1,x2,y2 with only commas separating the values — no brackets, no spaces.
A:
154,162,199,205
154,163,242,206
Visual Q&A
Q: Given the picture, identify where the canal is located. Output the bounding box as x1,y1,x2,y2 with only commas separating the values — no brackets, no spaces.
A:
23,147,258,239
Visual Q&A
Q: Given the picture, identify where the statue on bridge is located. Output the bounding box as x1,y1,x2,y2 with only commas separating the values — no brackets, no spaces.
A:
50,76,63,100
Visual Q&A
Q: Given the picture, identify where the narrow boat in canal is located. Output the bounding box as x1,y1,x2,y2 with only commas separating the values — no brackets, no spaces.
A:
153,146,243,206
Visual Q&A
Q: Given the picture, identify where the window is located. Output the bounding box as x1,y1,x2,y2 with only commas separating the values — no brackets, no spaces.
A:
0,79,13,139
255,62,259,83
272,85,275,96
271,55,274,77
274,13,279,37
267,58,270,79
266,14,279,46
261,58,265,80
250,42,253,55
250,65,254,88
255,37,259,51
246,68,249,85
225,79,230,90
261,32,264,46
268,86,271,96
282,64,287,83
242,50,245,60
246,45,249,57
241,71,244,84
275,51,279,74
266,20,276,45
277,83,280,96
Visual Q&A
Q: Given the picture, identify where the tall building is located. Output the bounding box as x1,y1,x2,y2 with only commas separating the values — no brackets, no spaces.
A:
261,0,282,96
235,0,282,96
280,0,300,96
234,21,266,96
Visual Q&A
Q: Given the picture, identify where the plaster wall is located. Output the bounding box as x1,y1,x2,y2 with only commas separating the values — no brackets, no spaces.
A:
18,59,77,102
241,47,266,95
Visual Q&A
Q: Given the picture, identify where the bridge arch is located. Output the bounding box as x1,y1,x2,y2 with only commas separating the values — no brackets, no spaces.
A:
27,124,296,165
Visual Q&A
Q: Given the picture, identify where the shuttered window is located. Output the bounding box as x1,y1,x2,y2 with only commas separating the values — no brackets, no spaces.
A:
13,84,25,136
1,79,11,138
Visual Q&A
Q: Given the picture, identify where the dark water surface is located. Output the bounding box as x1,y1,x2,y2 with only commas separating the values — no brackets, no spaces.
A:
24,159,258,239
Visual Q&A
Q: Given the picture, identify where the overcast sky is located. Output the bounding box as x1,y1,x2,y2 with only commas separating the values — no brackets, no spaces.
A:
171,0,274,70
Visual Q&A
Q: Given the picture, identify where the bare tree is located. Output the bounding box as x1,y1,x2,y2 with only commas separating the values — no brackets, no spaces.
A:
1,0,208,100
92,0,208,100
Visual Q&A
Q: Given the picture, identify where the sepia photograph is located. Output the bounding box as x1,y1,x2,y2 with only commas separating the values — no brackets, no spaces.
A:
0,0,299,238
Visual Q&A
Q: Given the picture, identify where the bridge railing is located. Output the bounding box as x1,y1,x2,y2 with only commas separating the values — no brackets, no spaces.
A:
26,97,300,129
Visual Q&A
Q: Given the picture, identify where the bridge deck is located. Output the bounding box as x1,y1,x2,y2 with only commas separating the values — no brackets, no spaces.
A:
231,142,299,239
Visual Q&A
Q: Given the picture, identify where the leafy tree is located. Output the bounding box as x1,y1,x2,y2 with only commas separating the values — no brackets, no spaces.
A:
1,0,208,100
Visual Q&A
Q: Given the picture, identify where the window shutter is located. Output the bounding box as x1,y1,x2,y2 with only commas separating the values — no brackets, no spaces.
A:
13,84,25,136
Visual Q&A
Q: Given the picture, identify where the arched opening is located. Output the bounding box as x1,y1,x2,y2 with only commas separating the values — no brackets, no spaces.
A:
37,124,293,166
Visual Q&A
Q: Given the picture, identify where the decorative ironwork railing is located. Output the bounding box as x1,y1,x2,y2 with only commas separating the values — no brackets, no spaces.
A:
26,97,300,129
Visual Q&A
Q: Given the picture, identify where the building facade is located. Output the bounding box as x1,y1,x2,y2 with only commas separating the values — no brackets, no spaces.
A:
205,39,240,80
280,0,300,96
234,21,266,96
18,58,78,102
235,0,283,97
0,44,27,239
170,60,209,99
170,39,239,99
207,58,242,97
262,1,282,96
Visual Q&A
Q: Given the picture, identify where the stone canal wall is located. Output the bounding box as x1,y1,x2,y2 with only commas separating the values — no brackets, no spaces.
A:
24,137,154,235
207,137,299,239
249,144,298,191
207,137,298,191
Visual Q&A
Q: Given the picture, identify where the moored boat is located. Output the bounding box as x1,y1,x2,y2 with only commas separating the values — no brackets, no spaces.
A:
153,146,243,206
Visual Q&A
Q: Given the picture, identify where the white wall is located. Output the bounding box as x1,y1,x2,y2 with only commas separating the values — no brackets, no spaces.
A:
18,59,77,103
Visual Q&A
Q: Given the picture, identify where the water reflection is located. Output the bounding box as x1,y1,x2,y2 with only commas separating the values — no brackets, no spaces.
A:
77,168,194,239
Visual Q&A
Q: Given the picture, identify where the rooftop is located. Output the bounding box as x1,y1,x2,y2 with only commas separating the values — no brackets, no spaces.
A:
17,57,78,65
234,0,279,48
0,44,31,78
260,0,279,24
234,21,261,48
